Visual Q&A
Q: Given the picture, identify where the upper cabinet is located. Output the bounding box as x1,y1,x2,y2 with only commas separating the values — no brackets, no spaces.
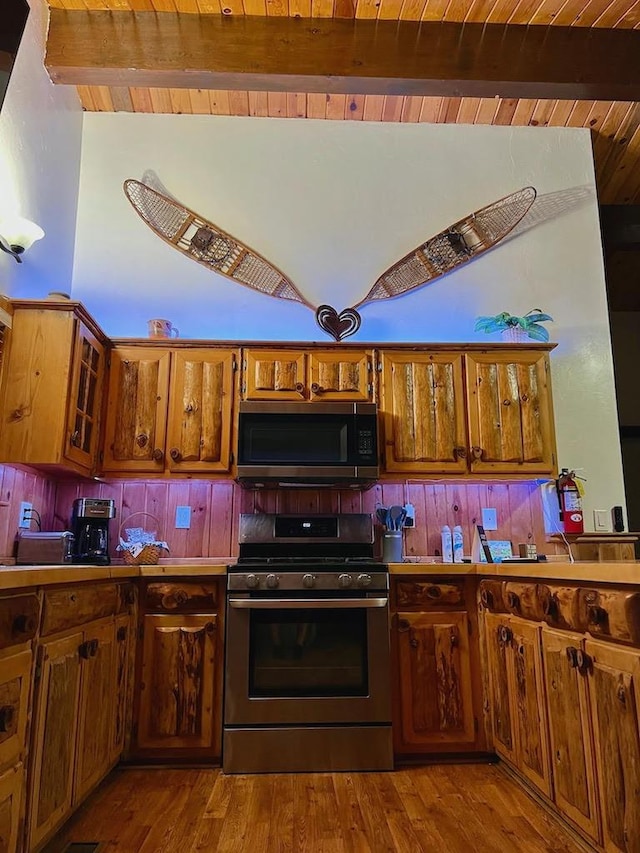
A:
465,351,556,474
0,301,107,476
101,347,237,475
379,347,557,477
242,348,374,402
379,351,468,474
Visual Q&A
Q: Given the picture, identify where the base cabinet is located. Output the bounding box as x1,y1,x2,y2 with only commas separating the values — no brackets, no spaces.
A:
541,627,601,843
391,579,483,755
136,613,219,753
27,614,132,851
484,613,551,797
134,581,224,759
585,639,640,853
0,764,23,853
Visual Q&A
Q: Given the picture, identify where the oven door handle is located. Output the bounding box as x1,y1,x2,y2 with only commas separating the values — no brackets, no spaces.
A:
228,597,388,610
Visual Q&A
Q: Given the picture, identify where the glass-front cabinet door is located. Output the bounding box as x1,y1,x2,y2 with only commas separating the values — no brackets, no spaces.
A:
65,321,105,470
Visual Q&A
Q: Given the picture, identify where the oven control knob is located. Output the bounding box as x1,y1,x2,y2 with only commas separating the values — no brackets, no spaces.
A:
357,573,373,588
338,573,354,589
266,573,279,589
302,573,316,589
245,574,260,589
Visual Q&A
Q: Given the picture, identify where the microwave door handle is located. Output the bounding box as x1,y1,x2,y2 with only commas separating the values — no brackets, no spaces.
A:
228,597,388,610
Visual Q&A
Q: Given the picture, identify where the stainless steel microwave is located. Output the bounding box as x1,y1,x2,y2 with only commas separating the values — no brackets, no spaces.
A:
236,401,379,487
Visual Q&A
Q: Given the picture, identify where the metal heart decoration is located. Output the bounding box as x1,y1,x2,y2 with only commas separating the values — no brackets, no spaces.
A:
315,305,362,341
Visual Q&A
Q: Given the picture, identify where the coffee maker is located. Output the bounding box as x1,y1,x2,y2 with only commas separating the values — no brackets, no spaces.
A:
71,498,116,565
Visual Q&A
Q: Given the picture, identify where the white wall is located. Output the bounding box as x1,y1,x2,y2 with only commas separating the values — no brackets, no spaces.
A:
0,0,82,295
73,114,626,528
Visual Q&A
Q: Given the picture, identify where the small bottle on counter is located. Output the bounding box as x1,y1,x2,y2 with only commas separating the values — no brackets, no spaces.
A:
453,525,464,563
441,525,453,563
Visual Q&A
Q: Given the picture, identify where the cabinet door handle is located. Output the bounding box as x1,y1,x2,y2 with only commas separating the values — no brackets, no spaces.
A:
575,649,592,675
136,433,149,448
565,646,579,668
310,383,323,395
79,641,91,659
12,614,37,636
295,382,305,397
480,588,494,609
498,625,513,645
471,446,484,460
506,592,520,612
70,430,81,447
152,448,164,462
453,446,467,460
0,706,15,734
170,448,182,462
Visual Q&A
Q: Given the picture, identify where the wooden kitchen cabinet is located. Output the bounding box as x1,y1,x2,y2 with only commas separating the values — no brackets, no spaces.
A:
0,764,23,853
540,627,601,843
101,347,237,474
136,613,219,753
379,347,557,476
242,348,373,401
28,631,84,851
483,613,551,797
28,584,134,852
379,351,468,474
391,578,482,755
135,582,223,758
584,639,640,853
0,301,106,475
465,350,556,474
73,620,117,804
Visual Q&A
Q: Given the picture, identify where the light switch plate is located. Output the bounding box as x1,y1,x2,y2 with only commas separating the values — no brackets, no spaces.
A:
593,509,609,531
482,508,498,530
175,506,191,529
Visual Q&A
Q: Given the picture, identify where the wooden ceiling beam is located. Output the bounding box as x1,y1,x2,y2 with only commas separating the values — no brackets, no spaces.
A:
46,11,640,101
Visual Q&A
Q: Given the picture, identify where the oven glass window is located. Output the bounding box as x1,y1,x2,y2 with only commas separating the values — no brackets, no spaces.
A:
248,608,368,697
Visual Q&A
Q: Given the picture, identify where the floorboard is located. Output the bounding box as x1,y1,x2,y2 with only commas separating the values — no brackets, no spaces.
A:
44,764,586,852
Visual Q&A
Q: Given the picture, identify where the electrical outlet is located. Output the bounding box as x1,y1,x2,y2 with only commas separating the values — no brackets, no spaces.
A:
175,506,191,529
19,502,32,529
593,509,609,531
403,503,415,528
482,507,498,530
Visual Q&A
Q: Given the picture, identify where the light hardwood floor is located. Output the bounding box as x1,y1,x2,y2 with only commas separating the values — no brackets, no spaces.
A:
45,764,586,853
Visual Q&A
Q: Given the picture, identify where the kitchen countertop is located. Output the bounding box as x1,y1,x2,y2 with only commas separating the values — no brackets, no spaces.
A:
1,560,639,591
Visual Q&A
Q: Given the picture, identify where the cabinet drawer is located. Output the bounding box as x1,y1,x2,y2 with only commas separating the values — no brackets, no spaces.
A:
0,594,39,650
42,584,119,636
479,580,508,613
144,582,220,612
394,580,465,609
504,582,552,622
579,588,640,646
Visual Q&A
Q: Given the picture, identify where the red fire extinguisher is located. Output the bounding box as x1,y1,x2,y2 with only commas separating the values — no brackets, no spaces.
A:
557,468,584,534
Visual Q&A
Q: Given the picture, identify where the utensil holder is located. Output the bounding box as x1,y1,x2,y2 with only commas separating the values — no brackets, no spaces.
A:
382,532,403,563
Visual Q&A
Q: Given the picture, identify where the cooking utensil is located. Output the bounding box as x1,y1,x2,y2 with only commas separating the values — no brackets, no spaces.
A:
388,505,405,531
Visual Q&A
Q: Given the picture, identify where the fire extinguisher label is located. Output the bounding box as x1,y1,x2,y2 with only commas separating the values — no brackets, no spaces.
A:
569,512,583,523
563,493,582,511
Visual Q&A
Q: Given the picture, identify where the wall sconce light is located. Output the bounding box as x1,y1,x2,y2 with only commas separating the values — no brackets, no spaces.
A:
0,215,45,263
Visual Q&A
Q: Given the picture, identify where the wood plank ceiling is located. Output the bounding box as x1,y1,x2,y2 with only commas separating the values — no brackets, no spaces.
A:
44,0,640,206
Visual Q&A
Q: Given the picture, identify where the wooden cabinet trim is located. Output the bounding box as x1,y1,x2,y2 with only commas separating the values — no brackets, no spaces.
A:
0,649,32,774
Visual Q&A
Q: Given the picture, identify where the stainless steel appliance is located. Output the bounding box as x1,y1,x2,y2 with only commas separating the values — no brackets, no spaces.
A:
236,401,379,487
71,498,116,565
223,513,393,773
16,530,74,565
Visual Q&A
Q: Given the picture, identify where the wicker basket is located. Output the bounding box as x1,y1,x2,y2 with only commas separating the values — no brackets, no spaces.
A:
118,512,165,566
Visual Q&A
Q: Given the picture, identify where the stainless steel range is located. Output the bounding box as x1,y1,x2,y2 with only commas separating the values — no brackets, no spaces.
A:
223,513,393,774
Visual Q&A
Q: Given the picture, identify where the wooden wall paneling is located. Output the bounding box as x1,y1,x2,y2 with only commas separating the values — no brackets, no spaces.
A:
423,483,452,557
207,481,234,557
404,483,428,557
164,480,196,558
507,482,537,552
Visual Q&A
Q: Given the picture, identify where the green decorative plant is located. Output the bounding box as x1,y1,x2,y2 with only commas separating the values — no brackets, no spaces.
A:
474,308,553,342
